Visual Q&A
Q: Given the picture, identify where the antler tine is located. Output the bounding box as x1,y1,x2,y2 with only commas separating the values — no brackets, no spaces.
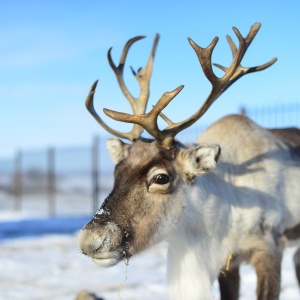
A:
187,28,246,87
85,80,142,140
104,85,185,148
86,34,159,141
213,22,277,89
133,33,160,113
107,34,159,115
107,36,145,109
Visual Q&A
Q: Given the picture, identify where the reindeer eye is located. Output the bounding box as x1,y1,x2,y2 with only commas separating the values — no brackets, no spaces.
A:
152,174,170,185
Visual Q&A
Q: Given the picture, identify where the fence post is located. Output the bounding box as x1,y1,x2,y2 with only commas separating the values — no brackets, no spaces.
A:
13,150,22,211
239,106,247,116
47,147,55,217
92,136,100,214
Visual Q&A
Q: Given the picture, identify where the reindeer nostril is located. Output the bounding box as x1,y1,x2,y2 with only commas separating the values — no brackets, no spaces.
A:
78,221,123,258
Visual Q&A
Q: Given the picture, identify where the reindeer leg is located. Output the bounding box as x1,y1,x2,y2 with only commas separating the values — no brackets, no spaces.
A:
251,248,282,300
284,224,300,287
218,266,240,300
293,247,300,286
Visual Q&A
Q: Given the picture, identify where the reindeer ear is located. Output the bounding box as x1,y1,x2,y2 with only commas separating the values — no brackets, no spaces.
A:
178,144,221,182
106,139,131,164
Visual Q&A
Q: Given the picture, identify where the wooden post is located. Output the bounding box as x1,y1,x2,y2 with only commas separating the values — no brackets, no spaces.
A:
47,147,55,216
239,106,247,116
13,150,22,211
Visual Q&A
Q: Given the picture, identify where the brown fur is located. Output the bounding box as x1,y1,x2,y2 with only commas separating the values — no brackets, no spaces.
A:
283,223,300,240
250,248,282,300
294,248,300,286
82,140,180,257
269,127,300,158
218,267,240,300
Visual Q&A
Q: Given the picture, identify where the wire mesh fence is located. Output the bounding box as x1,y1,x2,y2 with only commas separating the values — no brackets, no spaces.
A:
0,102,299,218
0,137,110,218
243,102,300,129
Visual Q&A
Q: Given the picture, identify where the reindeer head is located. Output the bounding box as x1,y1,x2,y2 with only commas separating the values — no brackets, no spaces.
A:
79,23,276,267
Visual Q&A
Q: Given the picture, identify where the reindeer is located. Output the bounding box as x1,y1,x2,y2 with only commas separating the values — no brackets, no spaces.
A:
218,127,300,299
79,23,300,300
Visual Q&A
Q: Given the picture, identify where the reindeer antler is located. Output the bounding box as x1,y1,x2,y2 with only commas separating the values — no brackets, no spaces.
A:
212,23,277,91
103,22,277,149
85,34,160,141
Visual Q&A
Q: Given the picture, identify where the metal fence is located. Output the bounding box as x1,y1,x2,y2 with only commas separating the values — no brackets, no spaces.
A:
0,102,299,218
243,102,300,129
0,137,112,218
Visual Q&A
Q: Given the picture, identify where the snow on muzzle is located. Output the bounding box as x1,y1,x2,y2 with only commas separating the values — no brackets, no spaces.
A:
79,219,127,268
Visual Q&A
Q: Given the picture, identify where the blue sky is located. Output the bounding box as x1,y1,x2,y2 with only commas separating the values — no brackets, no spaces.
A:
1,1,300,157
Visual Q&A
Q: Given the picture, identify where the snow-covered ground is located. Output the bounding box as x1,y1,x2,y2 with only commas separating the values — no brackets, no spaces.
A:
0,216,299,300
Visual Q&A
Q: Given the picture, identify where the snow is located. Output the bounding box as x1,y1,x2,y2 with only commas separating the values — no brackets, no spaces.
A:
0,216,299,300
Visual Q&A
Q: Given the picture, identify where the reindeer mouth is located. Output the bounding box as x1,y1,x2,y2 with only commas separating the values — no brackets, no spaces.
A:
92,255,122,267
90,249,131,268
